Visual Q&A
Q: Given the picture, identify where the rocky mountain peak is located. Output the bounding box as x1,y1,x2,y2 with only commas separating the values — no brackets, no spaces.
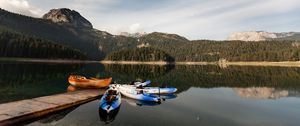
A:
42,8,93,28
227,31,299,41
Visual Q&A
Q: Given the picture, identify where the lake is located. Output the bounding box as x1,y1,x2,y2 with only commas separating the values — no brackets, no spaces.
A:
0,61,300,126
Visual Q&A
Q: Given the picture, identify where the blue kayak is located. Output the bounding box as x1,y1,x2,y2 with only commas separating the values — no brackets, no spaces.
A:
121,84,177,94
99,88,121,113
118,85,160,102
98,106,120,124
123,97,161,107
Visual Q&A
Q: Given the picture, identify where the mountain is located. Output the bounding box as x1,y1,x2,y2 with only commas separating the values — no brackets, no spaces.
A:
43,8,93,28
1,8,300,62
141,32,189,42
0,8,190,60
0,8,120,59
228,31,300,41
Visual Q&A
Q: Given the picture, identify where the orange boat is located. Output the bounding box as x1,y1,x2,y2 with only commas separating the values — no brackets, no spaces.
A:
68,75,112,88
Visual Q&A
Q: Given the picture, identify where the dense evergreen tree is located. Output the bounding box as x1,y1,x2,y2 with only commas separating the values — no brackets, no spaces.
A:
138,33,300,61
105,47,175,62
0,29,87,59
104,64,300,92
2,8,300,61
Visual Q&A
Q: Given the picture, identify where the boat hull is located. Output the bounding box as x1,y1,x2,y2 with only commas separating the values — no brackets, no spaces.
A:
120,85,177,94
68,76,112,88
98,106,120,124
118,86,160,102
99,88,121,113
140,87,177,94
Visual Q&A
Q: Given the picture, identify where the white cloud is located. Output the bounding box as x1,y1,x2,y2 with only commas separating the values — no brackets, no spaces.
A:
129,23,143,33
128,0,300,39
0,0,42,17
2,0,300,39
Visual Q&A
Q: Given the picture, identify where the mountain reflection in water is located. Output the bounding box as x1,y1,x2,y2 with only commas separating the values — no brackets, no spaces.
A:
2,62,300,103
234,87,289,99
21,63,300,126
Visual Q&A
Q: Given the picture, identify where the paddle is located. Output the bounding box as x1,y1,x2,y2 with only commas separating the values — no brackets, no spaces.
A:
158,87,166,103
158,87,160,98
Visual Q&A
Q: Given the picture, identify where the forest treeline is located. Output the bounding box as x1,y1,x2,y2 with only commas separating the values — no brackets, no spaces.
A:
2,8,300,61
0,28,87,59
105,47,175,62
105,32,300,62
137,32,300,62
104,64,300,93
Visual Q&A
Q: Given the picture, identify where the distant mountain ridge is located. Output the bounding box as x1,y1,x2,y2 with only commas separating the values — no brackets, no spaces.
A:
0,8,114,59
228,31,300,41
1,8,300,62
119,32,147,38
0,8,190,60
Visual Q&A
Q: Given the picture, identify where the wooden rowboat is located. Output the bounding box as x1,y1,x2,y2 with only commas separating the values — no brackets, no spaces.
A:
68,75,112,88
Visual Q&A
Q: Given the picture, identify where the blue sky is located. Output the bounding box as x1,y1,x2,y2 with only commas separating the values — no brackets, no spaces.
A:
0,0,300,40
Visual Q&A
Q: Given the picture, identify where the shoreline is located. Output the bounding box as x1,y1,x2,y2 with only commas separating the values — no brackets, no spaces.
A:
222,61,300,67
100,60,300,67
1,58,300,67
99,60,171,65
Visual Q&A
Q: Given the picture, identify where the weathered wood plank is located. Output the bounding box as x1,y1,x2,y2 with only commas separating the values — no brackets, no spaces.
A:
0,89,104,126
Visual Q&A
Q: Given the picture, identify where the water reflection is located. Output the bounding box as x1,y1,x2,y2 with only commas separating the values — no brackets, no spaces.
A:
159,94,177,100
233,87,300,99
104,64,174,83
122,98,156,107
157,65,300,91
104,64,300,93
67,85,78,92
23,63,300,126
37,106,79,124
121,96,173,107
2,62,300,104
98,106,120,124
98,94,176,123
0,62,84,103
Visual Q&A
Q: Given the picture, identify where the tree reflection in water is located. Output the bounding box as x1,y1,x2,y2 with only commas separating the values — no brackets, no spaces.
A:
104,64,300,93
98,105,120,124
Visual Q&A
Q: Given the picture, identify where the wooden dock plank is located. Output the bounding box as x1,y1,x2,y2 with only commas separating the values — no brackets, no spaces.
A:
0,89,104,125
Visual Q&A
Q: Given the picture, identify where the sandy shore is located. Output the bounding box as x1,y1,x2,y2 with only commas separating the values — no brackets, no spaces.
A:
99,60,170,65
224,61,300,67
1,58,300,67
100,60,300,67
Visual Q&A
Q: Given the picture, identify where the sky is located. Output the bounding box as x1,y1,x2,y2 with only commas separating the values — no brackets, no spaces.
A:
0,0,300,40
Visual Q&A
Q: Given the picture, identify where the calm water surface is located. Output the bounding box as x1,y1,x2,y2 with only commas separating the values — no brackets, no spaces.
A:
0,61,300,126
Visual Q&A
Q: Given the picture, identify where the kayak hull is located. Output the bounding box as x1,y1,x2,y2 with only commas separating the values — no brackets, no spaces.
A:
118,85,160,102
123,97,161,107
99,88,121,113
140,87,177,94
68,75,112,88
120,85,177,94
98,106,120,124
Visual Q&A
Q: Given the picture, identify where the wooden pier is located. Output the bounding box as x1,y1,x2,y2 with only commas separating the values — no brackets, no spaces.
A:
0,89,104,125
